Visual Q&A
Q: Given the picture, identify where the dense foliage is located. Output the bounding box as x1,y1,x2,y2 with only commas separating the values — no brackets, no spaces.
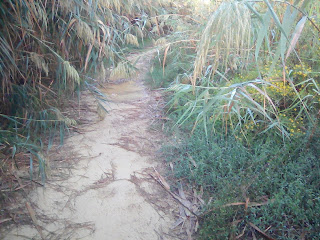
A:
1,0,319,239
163,128,320,239
0,0,170,179
148,0,320,239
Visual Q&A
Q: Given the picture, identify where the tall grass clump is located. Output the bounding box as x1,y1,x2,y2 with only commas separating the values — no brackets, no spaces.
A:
147,40,197,89
146,0,213,89
0,0,171,181
192,1,252,86
167,0,320,141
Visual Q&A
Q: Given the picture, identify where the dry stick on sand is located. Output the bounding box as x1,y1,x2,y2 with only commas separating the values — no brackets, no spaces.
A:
13,172,45,240
150,168,199,217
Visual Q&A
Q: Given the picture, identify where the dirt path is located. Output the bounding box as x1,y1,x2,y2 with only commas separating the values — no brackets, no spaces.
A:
3,50,180,240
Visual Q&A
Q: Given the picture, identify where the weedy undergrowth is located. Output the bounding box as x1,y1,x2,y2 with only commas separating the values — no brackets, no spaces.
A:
154,0,320,239
162,126,320,239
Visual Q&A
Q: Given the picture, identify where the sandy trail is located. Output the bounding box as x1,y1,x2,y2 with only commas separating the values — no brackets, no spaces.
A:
3,50,179,240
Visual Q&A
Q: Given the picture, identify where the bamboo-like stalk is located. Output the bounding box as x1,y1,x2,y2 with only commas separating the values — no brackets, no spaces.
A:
0,0,169,180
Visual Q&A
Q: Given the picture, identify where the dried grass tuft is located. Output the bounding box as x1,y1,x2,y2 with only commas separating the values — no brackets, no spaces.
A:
75,20,94,45
30,53,49,76
63,61,80,85
192,1,252,86
125,33,139,47
154,37,167,46
110,61,136,80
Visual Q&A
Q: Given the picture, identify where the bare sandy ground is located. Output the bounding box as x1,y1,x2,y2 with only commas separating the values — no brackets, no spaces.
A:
2,50,181,240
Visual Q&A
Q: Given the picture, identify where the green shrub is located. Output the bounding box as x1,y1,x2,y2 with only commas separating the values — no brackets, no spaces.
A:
163,128,320,239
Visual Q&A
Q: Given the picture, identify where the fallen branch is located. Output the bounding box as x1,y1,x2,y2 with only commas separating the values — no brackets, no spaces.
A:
201,198,274,217
0,218,12,224
248,222,275,240
26,202,45,240
149,169,199,217
12,172,45,240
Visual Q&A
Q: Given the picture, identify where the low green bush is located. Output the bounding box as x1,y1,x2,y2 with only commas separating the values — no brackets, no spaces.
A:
163,127,320,239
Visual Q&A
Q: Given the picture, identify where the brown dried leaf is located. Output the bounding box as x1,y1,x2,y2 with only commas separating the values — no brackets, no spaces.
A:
153,167,170,191
169,162,174,172
84,44,93,72
248,222,275,240
195,220,199,232
179,205,186,218
178,187,193,216
188,154,197,167
186,219,193,240
163,45,170,76
26,202,45,240
286,16,307,60
252,231,257,240
171,218,184,229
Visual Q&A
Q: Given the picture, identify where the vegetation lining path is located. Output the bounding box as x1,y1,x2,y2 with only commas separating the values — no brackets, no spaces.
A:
4,49,179,240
